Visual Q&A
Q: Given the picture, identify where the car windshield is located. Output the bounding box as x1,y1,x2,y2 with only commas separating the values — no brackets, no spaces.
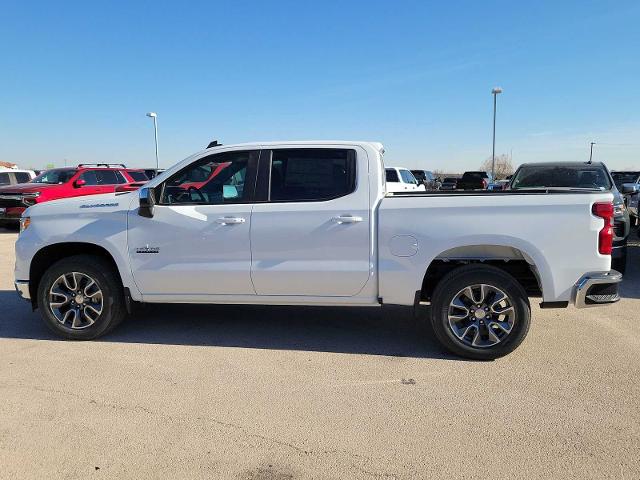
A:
611,172,640,188
511,165,612,190
31,169,76,184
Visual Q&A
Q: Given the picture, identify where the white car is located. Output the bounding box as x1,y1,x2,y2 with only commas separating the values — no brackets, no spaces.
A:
14,141,621,359
385,167,426,193
0,168,36,187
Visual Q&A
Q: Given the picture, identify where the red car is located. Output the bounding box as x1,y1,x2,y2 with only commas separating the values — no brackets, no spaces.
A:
0,164,148,225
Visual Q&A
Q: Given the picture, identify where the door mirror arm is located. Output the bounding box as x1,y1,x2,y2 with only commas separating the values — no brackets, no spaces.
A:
139,187,156,218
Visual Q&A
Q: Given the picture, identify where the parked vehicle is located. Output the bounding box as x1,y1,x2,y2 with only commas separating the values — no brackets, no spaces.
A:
457,171,493,190
509,162,631,273
385,167,426,193
0,164,146,225
439,177,458,191
15,141,621,360
611,171,640,225
0,168,36,187
411,170,441,190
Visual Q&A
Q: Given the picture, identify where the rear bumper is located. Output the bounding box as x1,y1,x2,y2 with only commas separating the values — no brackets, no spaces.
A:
573,270,622,308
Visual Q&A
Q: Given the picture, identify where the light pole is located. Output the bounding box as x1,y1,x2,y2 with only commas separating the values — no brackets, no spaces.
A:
146,112,159,169
589,141,596,163
491,87,503,180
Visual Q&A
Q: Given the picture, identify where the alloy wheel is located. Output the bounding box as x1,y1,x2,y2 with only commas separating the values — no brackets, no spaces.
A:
48,272,104,330
447,284,516,348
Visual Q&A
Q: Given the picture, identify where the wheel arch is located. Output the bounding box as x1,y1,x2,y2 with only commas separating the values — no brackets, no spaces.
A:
29,242,125,304
419,244,549,302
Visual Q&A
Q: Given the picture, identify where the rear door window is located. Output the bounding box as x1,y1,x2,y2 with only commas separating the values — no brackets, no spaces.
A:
0,173,11,185
268,149,355,202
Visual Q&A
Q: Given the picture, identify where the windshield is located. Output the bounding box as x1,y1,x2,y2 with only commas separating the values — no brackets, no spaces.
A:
32,169,76,184
511,165,612,190
611,172,640,188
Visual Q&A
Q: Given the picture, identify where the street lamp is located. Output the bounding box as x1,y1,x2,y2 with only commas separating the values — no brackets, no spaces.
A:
491,87,503,180
146,112,159,169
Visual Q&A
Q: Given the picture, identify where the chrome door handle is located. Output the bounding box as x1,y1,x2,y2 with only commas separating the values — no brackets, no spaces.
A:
216,216,246,225
333,215,363,224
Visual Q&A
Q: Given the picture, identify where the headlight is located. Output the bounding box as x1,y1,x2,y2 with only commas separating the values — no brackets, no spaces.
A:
22,192,41,206
613,203,626,216
20,216,31,233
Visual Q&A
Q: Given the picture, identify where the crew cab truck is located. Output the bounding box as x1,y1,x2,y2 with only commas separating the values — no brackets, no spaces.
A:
14,141,622,360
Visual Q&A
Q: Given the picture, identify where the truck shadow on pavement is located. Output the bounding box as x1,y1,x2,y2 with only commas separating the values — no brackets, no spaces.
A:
619,241,640,300
0,290,456,360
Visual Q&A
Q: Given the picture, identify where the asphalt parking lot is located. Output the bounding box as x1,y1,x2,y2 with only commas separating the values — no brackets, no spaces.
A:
0,227,639,480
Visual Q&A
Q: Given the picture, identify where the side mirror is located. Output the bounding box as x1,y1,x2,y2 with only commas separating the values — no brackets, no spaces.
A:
621,183,639,194
74,179,86,188
138,187,156,218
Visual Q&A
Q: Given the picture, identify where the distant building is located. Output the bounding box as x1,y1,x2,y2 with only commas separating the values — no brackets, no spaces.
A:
0,161,17,169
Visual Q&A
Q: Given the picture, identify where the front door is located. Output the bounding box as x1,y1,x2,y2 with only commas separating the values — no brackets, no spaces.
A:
250,147,372,297
128,150,259,298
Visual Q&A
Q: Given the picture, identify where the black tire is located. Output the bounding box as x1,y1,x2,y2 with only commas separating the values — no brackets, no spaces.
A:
37,254,127,339
429,264,531,360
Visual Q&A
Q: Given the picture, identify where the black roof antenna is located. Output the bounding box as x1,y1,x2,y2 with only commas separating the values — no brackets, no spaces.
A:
207,140,222,148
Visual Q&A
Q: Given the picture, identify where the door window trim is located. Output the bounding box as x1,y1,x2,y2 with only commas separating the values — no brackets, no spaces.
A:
255,148,357,203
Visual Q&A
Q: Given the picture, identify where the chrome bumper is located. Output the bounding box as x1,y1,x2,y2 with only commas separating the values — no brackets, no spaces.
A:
14,281,30,301
574,270,622,308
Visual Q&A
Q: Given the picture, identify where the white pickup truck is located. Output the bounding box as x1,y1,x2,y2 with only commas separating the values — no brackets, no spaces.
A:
14,141,622,359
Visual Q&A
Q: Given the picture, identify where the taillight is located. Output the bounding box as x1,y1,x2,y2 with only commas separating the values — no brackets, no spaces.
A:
482,179,488,189
592,202,614,255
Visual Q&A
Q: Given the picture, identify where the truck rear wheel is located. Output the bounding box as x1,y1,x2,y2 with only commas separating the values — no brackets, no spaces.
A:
37,255,127,340
430,265,531,360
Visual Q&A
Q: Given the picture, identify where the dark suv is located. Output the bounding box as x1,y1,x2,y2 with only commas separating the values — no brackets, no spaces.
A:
509,162,630,273
457,171,493,190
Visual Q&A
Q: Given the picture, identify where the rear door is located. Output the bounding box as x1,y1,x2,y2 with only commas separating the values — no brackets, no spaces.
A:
250,147,372,296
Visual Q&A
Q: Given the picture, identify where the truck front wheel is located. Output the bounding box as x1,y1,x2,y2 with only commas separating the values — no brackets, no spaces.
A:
430,265,531,360
37,255,127,340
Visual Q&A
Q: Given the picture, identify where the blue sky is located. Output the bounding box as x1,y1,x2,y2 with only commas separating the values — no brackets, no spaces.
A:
1,0,639,171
